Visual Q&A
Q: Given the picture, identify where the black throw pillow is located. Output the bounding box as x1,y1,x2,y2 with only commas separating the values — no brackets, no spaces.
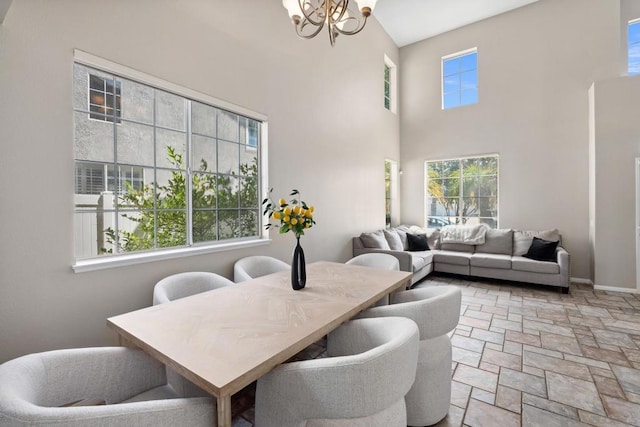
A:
523,237,559,262
407,233,430,251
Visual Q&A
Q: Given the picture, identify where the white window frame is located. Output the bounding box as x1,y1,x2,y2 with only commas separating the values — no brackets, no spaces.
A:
384,54,397,114
441,47,478,110
72,50,270,273
424,154,499,228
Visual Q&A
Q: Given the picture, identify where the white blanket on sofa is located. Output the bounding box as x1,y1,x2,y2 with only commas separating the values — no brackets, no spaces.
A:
441,224,487,245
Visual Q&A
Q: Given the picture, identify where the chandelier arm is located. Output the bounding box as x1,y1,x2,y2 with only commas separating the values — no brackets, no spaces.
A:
296,20,326,39
333,15,368,36
297,0,326,28
327,0,349,25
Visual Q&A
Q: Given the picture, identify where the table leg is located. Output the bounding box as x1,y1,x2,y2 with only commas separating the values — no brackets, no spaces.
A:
217,395,232,427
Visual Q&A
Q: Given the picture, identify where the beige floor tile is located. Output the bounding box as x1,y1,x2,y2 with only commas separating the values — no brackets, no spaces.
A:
546,371,605,415
464,398,520,427
498,368,547,398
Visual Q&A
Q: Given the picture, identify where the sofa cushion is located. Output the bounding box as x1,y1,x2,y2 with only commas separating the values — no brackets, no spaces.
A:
475,229,513,255
470,253,512,269
433,250,472,266
360,230,390,250
523,237,559,262
513,229,560,256
511,256,560,274
407,233,429,251
410,251,433,271
440,243,475,253
383,229,404,251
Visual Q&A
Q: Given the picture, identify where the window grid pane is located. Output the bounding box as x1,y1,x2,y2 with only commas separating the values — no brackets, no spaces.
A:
425,156,498,228
442,50,478,109
74,63,263,260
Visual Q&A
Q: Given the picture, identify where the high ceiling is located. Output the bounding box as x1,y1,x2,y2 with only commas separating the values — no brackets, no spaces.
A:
373,0,540,47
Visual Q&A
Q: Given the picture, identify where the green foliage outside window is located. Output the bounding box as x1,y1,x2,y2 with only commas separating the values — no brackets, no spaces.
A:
103,146,258,253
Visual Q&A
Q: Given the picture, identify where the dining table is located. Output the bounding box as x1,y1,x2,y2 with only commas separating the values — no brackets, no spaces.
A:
107,261,413,427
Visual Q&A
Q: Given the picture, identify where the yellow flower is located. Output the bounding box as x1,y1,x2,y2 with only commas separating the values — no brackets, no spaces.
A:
293,205,301,215
300,208,306,216
283,206,291,216
272,211,281,220
305,222,310,228
283,215,290,223
278,198,287,206
291,218,298,225
309,206,315,213
305,210,313,219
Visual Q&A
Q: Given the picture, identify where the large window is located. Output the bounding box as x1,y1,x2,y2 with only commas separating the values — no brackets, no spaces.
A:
629,19,640,75
425,155,498,228
73,56,264,263
442,49,478,109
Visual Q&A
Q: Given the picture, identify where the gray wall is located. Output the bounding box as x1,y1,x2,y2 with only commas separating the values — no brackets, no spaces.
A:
591,74,640,288
0,0,399,362
398,0,621,280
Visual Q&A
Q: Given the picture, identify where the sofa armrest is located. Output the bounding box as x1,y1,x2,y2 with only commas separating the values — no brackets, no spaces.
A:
557,246,570,287
353,247,414,272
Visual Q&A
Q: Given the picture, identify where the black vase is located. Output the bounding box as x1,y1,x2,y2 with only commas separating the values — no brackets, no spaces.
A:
291,236,306,290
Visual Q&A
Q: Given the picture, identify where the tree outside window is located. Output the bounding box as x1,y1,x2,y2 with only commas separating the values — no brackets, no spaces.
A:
426,155,498,228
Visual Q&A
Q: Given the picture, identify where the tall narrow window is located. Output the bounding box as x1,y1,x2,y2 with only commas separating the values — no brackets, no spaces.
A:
73,57,265,263
384,55,397,113
629,19,640,75
425,155,498,228
442,48,478,109
385,159,399,227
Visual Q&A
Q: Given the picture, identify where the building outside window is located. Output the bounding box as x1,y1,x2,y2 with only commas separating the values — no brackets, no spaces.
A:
442,48,478,109
629,19,640,75
425,155,498,228
89,74,122,123
73,58,264,261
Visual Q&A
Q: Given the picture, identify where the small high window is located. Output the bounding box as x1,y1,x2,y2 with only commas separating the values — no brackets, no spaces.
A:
384,55,397,113
628,20,640,75
442,49,478,109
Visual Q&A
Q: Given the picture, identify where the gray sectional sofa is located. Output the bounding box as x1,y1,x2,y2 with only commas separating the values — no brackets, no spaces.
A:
352,225,570,292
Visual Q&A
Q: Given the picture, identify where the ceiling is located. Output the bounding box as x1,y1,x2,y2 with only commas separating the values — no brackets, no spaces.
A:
373,0,539,47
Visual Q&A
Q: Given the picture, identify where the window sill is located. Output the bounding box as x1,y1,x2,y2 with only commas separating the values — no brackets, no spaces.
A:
72,238,272,273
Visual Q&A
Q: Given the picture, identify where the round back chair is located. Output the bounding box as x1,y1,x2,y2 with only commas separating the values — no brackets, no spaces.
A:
233,256,290,283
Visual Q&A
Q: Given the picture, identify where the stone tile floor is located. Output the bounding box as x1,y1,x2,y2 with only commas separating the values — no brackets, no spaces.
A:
231,274,640,426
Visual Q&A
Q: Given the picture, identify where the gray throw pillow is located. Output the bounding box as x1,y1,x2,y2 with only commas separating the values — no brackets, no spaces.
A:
394,228,409,250
360,230,390,249
383,229,404,251
476,229,513,255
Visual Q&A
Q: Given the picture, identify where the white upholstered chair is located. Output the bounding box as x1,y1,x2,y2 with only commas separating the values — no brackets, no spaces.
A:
152,271,233,305
255,317,420,427
233,255,290,283
359,285,462,426
346,253,400,306
0,347,215,426
152,271,233,397
346,253,400,271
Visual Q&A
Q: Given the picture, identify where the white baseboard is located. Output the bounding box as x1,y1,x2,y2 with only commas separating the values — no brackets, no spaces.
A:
593,284,639,294
570,277,593,285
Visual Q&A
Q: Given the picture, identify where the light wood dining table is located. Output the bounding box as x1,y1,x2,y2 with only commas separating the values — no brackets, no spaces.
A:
107,261,412,427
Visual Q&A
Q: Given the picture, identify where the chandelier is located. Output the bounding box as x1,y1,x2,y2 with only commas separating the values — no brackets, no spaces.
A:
282,0,379,46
